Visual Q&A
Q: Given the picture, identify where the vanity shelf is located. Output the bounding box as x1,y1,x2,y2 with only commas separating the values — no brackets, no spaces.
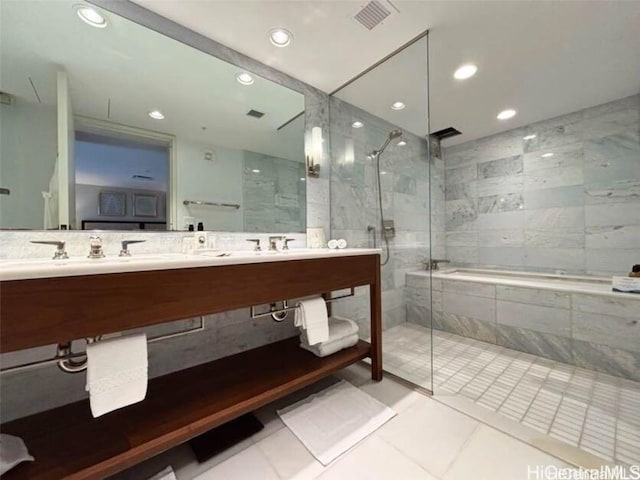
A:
2,337,370,480
0,252,382,479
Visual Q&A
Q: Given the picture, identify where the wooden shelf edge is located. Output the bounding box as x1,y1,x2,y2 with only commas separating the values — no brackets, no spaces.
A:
3,338,371,480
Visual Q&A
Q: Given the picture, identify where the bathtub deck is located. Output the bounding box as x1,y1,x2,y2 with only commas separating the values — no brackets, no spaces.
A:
426,268,640,298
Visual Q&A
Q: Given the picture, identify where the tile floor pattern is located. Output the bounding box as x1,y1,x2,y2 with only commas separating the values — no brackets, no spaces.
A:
113,363,572,480
382,324,640,466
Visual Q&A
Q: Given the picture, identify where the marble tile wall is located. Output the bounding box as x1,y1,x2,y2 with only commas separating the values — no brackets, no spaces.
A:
406,272,640,381
327,97,437,334
443,94,640,276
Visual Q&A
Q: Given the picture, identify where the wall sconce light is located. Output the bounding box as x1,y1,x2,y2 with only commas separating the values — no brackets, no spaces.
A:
306,126,322,178
344,138,355,165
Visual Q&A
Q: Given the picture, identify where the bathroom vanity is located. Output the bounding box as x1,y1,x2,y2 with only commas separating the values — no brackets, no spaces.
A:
0,249,382,479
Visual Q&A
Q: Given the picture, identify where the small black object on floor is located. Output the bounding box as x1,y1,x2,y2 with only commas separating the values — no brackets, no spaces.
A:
188,413,264,463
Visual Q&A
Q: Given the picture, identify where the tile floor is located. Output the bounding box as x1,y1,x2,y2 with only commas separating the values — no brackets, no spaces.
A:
382,323,640,466
112,363,574,480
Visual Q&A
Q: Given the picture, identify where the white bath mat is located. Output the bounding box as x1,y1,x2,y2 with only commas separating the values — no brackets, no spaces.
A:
277,380,396,465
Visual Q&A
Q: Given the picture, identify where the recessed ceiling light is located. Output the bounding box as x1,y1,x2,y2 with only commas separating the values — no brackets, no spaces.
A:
352,121,364,128
74,5,107,28
237,72,254,85
454,64,478,80
397,140,407,146
269,28,293,47
380,171,388,175
523,134,537,140
391,101,406,111
252,169,261,173
541,152,554,158
497,109,517,120
148,110,165,120
300,177,306,181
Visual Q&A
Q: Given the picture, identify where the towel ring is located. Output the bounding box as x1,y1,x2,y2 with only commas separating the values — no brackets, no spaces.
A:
271,301,289,322
57,337,100,373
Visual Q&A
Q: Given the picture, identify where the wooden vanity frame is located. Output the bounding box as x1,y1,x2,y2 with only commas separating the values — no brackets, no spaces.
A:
0,253,382,479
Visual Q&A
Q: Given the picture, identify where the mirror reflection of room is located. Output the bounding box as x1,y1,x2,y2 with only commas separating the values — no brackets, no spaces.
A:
0,0,305,232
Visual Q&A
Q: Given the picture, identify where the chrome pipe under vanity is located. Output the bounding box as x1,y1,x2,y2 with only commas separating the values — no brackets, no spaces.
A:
250,287,356,321
0,317,206,375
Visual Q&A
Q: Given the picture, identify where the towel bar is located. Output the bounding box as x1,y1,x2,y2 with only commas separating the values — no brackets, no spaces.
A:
0,317,206,375
250,288,356,320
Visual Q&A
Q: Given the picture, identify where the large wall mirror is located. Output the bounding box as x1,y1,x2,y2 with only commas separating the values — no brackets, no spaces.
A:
0,0,306,232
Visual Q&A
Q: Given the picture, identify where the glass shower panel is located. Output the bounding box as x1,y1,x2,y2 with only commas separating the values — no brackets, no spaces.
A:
328,35,433,391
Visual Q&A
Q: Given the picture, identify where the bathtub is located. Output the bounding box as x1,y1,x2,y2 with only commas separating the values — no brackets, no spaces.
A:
405,268,640,381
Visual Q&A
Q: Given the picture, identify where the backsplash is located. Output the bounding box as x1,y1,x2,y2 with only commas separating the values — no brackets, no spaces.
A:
443,94,640,276
0,230,306,259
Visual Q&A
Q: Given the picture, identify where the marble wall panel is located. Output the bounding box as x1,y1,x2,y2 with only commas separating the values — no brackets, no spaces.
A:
443,95,640,275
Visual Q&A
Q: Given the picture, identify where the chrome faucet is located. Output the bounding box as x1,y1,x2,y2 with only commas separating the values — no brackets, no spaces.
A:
119,240,146,257
30,240,68,260
424,259,451,271
246,238,261,252
88,236,105,259
268,236,280,252
268,236,286,252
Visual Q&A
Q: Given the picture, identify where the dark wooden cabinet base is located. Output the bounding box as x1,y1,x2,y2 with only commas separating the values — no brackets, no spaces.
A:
2,338,371,480
0,253,382,478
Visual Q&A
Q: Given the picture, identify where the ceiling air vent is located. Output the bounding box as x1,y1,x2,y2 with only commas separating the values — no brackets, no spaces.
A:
354,1,391,30
246,109,265,119
432,127,462,140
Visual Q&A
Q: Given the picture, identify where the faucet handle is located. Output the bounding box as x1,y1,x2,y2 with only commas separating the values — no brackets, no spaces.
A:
246,238,261,252
120,240,146,257
282,238,295,250
30,240,68,260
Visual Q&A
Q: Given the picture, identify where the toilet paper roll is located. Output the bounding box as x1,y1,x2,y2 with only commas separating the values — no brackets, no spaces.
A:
337,239,347,249
327,239,339,249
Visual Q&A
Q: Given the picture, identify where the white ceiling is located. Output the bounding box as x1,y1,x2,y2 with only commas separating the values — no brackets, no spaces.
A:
132,0,640,145
0,0,304,161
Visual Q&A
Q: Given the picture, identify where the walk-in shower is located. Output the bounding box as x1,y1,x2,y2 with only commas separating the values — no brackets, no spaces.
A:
326,24,639,468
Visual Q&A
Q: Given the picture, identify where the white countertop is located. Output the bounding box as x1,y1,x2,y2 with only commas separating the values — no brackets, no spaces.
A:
0,248,381,281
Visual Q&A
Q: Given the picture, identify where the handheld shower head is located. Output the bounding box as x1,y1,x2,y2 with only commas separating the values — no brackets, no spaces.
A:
371,130,404,157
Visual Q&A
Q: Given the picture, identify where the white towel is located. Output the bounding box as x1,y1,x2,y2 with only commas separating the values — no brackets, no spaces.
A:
86,333,148,418
295,297,329,345
301,333,359,358
300,316,358,346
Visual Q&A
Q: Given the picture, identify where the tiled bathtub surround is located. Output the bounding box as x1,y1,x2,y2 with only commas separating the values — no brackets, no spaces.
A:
443,94,640,276
328,96,441,336
406,270,640,382
0,230,305,421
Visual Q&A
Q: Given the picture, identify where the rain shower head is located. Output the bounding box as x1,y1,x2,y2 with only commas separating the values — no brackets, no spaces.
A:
371,129,404,157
